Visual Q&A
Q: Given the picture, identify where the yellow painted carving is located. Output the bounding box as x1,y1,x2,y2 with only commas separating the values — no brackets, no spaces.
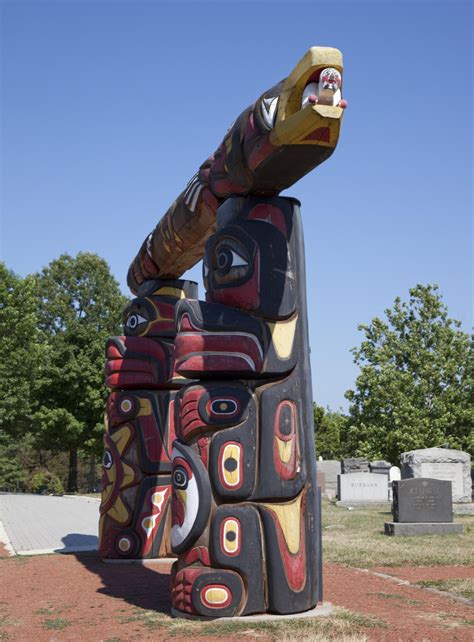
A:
204,587,229,605
266,315,298,359
122,462,137,488
222,443,241,486
98,514,105,543
223,519,239,554
107,494,130,524
261,492,303,554
271,47,343,147
136,398,152,417
276,437,293,463
112,425,132,456
154,287,187,299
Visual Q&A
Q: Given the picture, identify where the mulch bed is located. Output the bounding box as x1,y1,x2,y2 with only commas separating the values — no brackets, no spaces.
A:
0,554,472,641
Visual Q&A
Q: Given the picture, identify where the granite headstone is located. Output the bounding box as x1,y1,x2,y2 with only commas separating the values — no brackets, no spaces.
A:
317,460,341,497
392,478,453,523
341,458,369,474
384,477,464,536
400,447,471,503
369,460,392,475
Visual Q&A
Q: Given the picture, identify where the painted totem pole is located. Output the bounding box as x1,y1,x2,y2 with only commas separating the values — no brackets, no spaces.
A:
100,46,346,615
99,279,197,558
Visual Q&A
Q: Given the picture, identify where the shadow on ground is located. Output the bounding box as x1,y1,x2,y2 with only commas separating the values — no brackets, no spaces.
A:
62,534,172,614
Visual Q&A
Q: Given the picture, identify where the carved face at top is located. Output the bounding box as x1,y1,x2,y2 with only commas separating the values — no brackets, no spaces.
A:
319,68,341,94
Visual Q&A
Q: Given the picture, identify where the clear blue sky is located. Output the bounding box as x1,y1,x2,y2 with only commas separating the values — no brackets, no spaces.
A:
1,0,472,410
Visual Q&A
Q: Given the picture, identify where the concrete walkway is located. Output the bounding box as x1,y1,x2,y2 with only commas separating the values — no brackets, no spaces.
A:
0,493,100,555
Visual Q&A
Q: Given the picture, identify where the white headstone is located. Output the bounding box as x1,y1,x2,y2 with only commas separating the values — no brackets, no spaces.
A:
389,466,401,482
388,466,401,500
337,472,388,503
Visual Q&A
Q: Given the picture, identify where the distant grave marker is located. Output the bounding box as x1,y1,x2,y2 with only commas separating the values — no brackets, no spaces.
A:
400,447,471,503
341,458,369,474
337,472,388,504
385,478,464,536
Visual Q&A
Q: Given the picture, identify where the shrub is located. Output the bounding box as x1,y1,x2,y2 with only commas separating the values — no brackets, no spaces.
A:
28,470,64,495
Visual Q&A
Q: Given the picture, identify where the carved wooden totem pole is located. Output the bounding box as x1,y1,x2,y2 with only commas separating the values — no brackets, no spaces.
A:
99,279,197,558
100,46,346,616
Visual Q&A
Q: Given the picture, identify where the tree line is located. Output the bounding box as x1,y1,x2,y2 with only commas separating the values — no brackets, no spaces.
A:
314,284,473,462
1,254,472,493
0,254,127,493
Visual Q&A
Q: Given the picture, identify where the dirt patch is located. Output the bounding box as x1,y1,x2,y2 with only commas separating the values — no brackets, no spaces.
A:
372,565,474,582
0,555,472,641
324,563,473,642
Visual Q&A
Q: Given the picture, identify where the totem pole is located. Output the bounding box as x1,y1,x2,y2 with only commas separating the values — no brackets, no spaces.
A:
99,279,197,558
100,46,346,615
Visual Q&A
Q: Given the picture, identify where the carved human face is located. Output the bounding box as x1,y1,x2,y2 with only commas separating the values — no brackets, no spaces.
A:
319,68,341,93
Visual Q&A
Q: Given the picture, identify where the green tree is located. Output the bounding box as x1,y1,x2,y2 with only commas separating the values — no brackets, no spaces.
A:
33,253,127,491
0,263,44,437
313,403,346,458
345,284,473,462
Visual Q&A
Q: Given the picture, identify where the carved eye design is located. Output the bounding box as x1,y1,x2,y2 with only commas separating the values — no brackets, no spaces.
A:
125,313,147,330
102,449,113,470
173,465,189,490
212,239,250,285
216,247,248,274
221,517,241,556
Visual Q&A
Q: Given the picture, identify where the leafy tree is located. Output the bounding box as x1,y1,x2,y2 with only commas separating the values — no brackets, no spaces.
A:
0,263,44,437
313,403,346,458
33,253,127,491
0,431,28,491
345,284,473,462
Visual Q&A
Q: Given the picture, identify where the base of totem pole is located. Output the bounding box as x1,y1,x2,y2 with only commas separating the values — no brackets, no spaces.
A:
171,602,333,621
102,557,175,565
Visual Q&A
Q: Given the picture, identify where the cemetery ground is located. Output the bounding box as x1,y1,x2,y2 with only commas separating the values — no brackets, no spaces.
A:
0,501,473,641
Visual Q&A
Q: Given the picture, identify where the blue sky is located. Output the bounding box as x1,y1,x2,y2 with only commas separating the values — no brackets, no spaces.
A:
1,0,472,410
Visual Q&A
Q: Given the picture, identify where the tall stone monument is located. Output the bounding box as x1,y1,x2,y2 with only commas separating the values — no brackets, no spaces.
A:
400,447,471,503
99,46,346,617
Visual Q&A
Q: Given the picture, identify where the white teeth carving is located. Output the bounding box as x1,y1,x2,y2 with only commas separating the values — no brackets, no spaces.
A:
301,82,318,108
260,96,279,129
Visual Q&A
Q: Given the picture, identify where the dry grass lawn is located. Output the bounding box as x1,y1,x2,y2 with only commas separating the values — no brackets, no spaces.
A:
322,500,473,567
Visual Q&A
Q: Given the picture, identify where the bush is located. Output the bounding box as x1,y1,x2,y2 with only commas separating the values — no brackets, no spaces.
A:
28,470,64,495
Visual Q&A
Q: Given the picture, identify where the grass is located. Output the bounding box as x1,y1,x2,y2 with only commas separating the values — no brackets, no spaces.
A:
42,617,72,630
376,592,422,606
322,500,474,567
416,579,474,601
118,605,384,639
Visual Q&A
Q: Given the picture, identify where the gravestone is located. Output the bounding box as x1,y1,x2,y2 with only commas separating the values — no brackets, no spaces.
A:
389,466,401,483
341,458,369,474
384,478,464,536
337,472,388,504
317,460,341,497
317,470,326,494
388,466,401,501
400,447,471,503
369,460,391,475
